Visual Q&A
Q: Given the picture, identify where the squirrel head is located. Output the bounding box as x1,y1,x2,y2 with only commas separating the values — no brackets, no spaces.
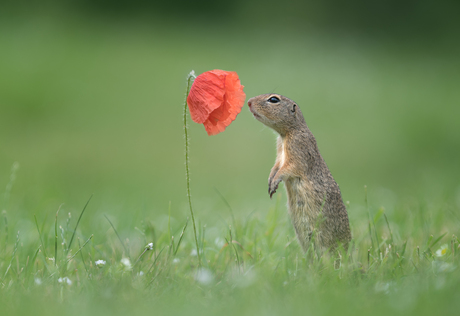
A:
248,94,305,136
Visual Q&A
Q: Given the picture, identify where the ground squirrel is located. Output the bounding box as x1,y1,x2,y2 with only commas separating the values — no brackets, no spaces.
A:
248,94,351,252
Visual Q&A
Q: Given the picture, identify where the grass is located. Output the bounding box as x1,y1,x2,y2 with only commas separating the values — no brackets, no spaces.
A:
0,184,459,316
1,13,460,316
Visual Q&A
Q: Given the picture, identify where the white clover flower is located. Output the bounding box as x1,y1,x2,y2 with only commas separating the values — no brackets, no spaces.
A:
121,257,132,270
436,244,448,257
172,258,180,264
195,268,213,285
34,278,42,285
95,260,106,267
146,243,154,250
138,271,144,276
58,277,72,285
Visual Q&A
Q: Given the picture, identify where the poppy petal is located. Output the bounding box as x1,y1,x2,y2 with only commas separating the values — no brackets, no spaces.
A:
187,70,245,136
187,70,226,124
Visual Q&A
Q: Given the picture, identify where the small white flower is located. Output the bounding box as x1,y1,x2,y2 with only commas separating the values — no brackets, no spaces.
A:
34,278,42,285
195,268,213,285
190,248,203,256
375,281,390,294
138,271,144,276
432,261,456,273
172,258,180,264
233,269,257,288
58,277,72,285
121,257,132,270
436,244,448,257
48,257,55,263
435,276,446,290
146,243,154,250
95,260,106,267
214,237,225,248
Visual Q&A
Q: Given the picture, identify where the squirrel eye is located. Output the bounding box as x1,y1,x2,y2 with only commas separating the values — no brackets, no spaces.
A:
267,96,280,103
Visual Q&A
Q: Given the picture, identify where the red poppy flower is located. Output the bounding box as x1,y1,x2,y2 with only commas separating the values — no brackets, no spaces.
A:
187,69,246,136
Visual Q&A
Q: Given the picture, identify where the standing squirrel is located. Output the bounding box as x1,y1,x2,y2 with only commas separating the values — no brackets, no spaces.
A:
248,94,351,252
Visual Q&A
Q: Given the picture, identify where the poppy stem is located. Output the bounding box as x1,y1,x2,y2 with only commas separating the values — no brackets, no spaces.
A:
183,70,201,266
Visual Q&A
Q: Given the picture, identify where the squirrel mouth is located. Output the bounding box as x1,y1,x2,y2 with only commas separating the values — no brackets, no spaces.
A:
249,108,261,119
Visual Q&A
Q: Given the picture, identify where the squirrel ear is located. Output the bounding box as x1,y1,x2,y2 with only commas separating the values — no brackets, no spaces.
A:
291,104,297,114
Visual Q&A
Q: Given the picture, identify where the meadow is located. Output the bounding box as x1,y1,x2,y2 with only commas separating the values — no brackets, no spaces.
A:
1,13,460,316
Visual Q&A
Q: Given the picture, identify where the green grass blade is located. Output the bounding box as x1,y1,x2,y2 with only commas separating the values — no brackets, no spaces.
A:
67,195,92,253
77,238,89,277
2,211,8,248
214,187,237,240
34,215,48,259
429,232,447,250
147,246,166,275
383,212,394,243
2,231,19,280
66,235,93,263
25,246,41,284
364,186,375,253
168,201,172,242
174,219,189,256
104,214,129,257
133,249,148,268
54,205,62,267
400,240,408,257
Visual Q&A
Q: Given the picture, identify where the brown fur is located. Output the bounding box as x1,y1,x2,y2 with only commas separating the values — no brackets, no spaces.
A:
248,94,351,252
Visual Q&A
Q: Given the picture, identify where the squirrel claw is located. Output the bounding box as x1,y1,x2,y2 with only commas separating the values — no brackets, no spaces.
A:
268,180,280,199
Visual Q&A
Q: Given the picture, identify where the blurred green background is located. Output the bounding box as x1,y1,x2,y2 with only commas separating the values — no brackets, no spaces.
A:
1,1,459,235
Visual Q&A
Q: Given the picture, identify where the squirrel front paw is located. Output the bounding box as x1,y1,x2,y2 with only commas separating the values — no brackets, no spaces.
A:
268,178,281,199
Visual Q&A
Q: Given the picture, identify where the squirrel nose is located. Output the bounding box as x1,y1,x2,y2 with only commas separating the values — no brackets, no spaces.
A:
248,100,252,107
